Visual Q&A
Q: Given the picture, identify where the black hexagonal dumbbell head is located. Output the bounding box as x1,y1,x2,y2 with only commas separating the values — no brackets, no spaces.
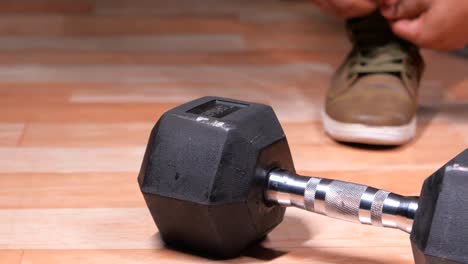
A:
138,96,295,258
411,149,468,264
139,96,468,263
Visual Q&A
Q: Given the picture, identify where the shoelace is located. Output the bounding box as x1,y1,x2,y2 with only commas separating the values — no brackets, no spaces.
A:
350,43,408,76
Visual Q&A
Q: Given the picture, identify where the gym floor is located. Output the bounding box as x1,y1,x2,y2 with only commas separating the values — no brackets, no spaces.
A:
1,0,468,263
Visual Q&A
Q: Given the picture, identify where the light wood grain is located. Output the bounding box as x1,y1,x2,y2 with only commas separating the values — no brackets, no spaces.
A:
94,0,319,16
0,51,343,65
0,170,427,210
0,16,63,35
70,85,326,122
0,0,93,14
0,9,343,36
0,208,158,249
0,147,144,173
0,64,331,83
21,123,153,147
2,102,177,123
0,250,23,264
0,173,143,209
291,144,464,172
0,0,467,263
0,35,247,52
2,134,460,174
0,208,409,250
19,247,413,264
0,123,24,146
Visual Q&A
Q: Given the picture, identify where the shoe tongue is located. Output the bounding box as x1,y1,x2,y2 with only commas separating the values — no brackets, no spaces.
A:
369,52,395,61
347,12,399,47
362,46,398,59
352,28,398,47
360,40,407,59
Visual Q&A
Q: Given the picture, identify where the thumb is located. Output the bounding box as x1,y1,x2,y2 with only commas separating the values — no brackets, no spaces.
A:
391,18,425,45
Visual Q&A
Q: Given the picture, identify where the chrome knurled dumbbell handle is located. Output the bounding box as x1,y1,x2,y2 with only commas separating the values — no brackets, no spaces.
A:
265,169,419,233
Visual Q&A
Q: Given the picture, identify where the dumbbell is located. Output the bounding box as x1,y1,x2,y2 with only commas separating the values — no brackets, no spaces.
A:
138,96,468,263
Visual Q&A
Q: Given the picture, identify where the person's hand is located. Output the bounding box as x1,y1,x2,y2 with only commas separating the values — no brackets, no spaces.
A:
380,0,468,50
309,0,378,18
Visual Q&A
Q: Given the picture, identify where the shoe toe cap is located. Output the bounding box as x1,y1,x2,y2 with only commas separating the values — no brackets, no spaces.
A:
326,75,416,126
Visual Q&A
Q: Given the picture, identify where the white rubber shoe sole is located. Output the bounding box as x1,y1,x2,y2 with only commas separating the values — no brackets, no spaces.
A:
322,111,416,145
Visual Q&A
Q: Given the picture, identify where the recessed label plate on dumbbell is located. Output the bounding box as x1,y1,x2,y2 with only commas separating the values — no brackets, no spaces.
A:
187,100,247,118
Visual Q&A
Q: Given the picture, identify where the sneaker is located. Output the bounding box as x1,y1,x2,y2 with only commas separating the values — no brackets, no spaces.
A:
322,12,424,145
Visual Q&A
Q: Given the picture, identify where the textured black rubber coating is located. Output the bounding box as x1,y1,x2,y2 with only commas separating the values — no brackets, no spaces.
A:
411,149,468,264
138,96,295,258
139,96,468,262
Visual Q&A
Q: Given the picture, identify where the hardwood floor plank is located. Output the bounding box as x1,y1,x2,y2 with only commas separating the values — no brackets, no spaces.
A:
16,15,341,36
292,144,464,173
21,123,153,147
290,121,466,172
0,64,332,84
95,0,318,16
0,147,144,173
239,9,334,23
447,79,468,101
245,33,350,52
0,29,351,53
0,0,94,14
0,85,71,105
0,35,246,52
0,16,63,35
0,173,144,209
422,50,468,87
68,83,327,102
1,103,177,123
17,115,462,150
0,208,157,249
2,121,463,173
455,123,468,144
0,51,342,65
20,247,413,264
69,84,325,122
0,250,22,264
0,1,466,263
0,170,429,209
0,207,409,250
0,123,24,146
0,14,247,36
14,122,317,149
63,16,244,35
0,22,348,51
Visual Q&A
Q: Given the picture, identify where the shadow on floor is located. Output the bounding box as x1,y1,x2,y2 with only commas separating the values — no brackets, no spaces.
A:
243,214,389,264
153,213,392,263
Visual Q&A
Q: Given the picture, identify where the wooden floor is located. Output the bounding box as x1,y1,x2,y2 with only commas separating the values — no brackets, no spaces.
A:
1,0,468,263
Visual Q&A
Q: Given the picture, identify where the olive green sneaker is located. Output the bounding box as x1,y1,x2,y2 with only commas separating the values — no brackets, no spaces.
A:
322,12,424,145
